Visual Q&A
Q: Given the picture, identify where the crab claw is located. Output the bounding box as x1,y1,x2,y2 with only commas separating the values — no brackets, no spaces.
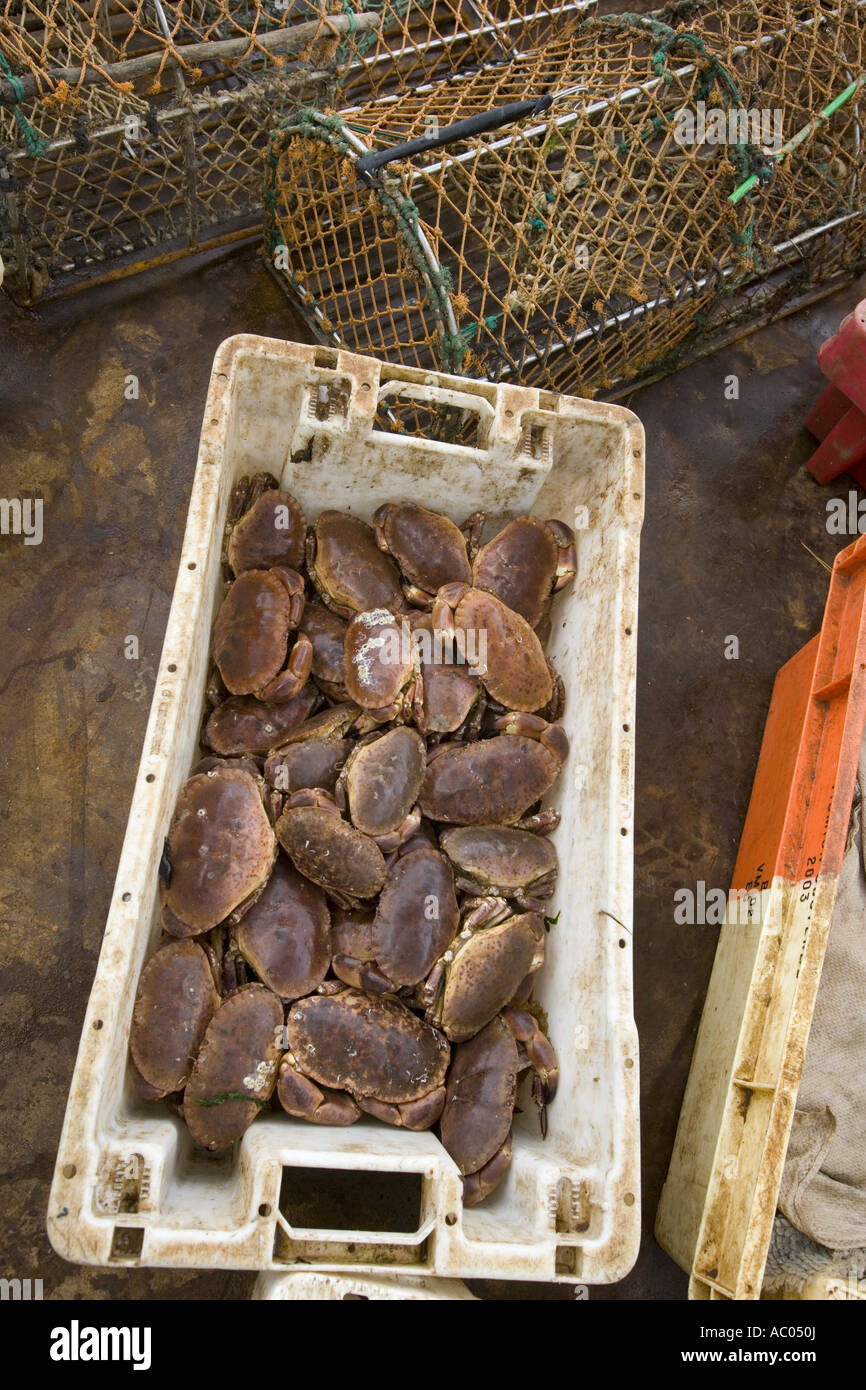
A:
503,1006,559,1108
460,511,486,558
431,581,470,645
332,952,394,996
547,519,577,592
358,1087,446,1131
259,631,314,703
277,1057,361,1125
491,712,569,766
463,1135,512,1207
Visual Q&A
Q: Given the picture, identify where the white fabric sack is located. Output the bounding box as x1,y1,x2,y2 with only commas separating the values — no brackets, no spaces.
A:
777,750,866,1250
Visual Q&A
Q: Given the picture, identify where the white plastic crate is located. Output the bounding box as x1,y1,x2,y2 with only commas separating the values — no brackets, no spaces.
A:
253,1272,476,1299
47,335,643,1284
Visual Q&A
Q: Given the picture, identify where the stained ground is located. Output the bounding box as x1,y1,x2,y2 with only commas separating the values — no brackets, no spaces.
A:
1,247,863,1300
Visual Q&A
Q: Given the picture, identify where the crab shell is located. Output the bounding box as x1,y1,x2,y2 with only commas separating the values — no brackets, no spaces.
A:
340,725,425,839
472,516,574,628
235,854,331,999
371,844,460,987
440,1013,518,1178
300,599,349,697
439,585,552,712
309,511,404,618
265,736,353,796
374,501,471,605
130,939,220,1096
330,907,376,963
408,611,482,735
213,566,310,700
275,801,387,904
228,488,306,577
183,984,284,1150
190,755,263,780
343,608,416,715
439,825,558,897
160,767,276,937
285,989,450,1104
438,912,545,1042
418,732,564,825
204,685,319,757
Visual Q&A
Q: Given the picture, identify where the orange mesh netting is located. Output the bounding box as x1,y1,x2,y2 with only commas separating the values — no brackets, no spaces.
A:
2,0,564,296
265,1,866,397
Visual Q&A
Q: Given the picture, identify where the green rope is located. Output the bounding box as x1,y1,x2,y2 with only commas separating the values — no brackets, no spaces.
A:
0,50,50,157
335,0,423,67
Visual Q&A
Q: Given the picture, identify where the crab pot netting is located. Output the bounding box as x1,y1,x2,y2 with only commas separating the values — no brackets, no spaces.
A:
0,0,573,299
265,1,866,398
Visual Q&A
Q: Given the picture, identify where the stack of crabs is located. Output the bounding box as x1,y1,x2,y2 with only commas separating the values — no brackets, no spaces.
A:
130,476,575,1206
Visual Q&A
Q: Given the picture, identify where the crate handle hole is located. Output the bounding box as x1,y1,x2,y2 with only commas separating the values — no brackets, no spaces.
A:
278,1165,423,1234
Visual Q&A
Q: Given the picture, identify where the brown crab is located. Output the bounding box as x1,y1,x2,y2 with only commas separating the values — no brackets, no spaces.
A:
183,983,284,1150
299,598,348,698
264,702,359,795
160,766,276,938
418,717,568,825
275,789,387,908
406,611,483,737
129,939,220,1097
235,853,331,1000
471,516,576,628
332,839,459,994
213,566,313,702
335,725,425,850
265,736,353,798
227,487,306,577
433,583,552,712
277,988,450,1130
439,825,558,911
373,501,472,608
307,511,404,619
203,685,319,757
422,910,546,1042
342,607,420,723
440,1007,559,1204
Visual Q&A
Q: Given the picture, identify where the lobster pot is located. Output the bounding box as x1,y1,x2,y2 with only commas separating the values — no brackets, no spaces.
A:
265,1,866,398
0,0,582,301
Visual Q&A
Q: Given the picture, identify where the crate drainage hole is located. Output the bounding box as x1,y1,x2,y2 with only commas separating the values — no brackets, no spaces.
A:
278,1166,423,1234
109,1226,144,1262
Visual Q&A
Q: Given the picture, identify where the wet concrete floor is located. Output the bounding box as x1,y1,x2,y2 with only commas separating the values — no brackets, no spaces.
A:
1,248,863,1300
